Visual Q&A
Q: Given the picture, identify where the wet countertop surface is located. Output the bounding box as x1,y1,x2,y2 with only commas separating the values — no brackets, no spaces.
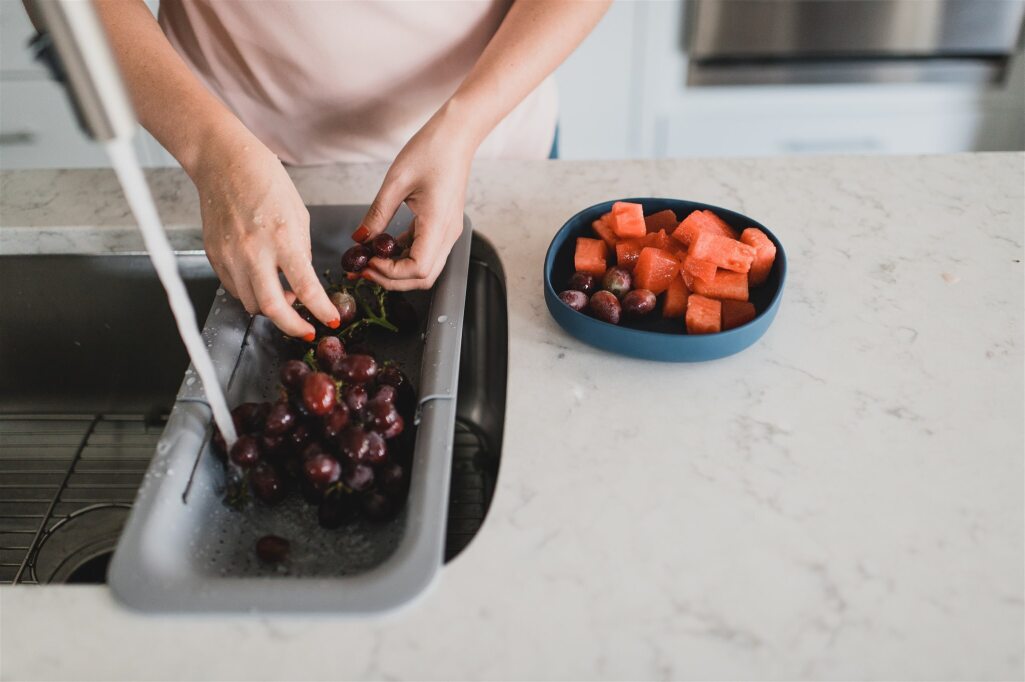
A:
1,154,1022,680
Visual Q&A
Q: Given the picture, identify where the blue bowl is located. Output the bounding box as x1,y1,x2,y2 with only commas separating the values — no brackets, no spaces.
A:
543,198,787,362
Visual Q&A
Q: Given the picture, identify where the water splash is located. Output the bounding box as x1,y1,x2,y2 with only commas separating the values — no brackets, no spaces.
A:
105,138,237,449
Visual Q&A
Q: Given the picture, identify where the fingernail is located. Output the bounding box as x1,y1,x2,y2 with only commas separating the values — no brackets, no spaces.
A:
327,318,340,329
346,272,359,281
302,332,315,342
361,271,374,281
352,225,371,243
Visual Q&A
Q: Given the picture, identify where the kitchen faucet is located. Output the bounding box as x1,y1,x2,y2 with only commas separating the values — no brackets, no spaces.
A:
24,0,241,449
26,0,136,143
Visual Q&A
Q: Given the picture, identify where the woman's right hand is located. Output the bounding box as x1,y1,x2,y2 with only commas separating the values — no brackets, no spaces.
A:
191,129,339,340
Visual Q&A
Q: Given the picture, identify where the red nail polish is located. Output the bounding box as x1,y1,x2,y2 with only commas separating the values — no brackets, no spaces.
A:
327,318,340,329
352,225,371,243
346,272,359,281
302,332,315,342
361,271,374,281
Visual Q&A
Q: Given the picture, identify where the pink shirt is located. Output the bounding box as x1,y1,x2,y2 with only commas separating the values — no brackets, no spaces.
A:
159,0,558,165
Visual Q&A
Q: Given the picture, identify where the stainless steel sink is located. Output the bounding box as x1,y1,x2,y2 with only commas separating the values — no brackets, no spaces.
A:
0,237,506,584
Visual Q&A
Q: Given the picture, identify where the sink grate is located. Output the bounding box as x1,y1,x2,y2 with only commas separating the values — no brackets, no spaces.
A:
446,419,497,561
0,414,493,581
0,414,160,584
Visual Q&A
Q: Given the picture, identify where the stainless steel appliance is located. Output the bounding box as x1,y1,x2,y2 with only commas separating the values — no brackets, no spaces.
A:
685,0,1025,85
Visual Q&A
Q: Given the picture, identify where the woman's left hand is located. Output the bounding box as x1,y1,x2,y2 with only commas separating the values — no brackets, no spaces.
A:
355,105,475,291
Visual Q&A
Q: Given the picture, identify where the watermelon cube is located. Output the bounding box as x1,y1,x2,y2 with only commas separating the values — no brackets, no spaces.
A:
680,268,695,291
644,229,671,251
634,247,680,295
668,242,687,260
682,253,717,284
662,274,690,318
671,210,738,247
686,294,721,335
644,209,678,233
574,237,608,276
701,210,739,240
740,227,777,286
689,232,755,274
721,300,756,330
591,213,619,249
610,202,646,239
615,239,644,271
691,269,749,301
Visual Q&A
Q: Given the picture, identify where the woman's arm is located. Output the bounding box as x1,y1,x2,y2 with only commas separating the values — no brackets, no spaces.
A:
360,0,611,289
90,1,339,338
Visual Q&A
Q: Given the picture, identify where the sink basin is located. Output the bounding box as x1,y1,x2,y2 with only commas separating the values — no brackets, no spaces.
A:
0,238,507,584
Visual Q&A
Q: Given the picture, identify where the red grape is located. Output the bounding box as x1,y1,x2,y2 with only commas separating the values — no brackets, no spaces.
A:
377,365,408,389
300,441,325,461
279,359,310,392
558,290,588,311
303,452,341,491
333,354,378,384
315,336,345,369
264,400,296,436
371,233,399,259
372,384,398,405
342,384,368,413
381,413,405,440
341,244,371,272
621,288,656,317
329,290,358,327
229,435,261,468
286,422,313,454
342,464,375,493
338,426,370,464
302,372,337,416
231,402,268,434
602,267,632,300
366,398,400,434
365,430,387,466
255,535,290,563
568,271,598,295
250,461,284,504
321,404,351,439
259,433,287,460
589,290,621,324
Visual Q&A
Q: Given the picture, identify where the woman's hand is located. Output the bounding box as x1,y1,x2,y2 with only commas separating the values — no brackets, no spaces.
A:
193,129,339,339
355,105,474,291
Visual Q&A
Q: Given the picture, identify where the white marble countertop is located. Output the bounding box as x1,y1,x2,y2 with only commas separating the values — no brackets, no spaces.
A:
0,154,1022,681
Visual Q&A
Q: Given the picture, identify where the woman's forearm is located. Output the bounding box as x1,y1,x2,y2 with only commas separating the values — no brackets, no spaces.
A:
93,0,252,177
442,0,611,146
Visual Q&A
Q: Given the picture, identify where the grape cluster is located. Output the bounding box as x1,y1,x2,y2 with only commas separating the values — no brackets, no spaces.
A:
340,233,400,273
559,267,656,325
213,337,416,528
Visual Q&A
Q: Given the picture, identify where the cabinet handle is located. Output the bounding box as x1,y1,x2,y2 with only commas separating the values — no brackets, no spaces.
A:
0,131,38,145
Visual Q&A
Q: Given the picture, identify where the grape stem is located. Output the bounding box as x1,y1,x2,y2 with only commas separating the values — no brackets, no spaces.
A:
338,279,398,340
223,466,250,510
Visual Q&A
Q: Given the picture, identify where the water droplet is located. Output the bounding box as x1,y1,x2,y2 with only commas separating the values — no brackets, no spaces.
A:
437,315,448,323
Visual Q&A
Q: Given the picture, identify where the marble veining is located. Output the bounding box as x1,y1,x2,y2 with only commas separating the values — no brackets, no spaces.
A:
0,154,1022,681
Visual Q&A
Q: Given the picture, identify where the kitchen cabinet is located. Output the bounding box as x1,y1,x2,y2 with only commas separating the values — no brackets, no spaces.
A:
1,0,1022,168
